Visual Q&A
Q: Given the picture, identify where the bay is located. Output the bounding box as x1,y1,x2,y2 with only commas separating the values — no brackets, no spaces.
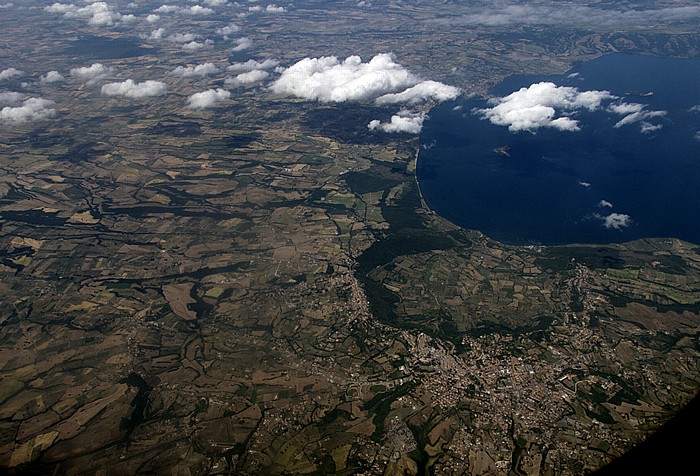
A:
417,54,700,245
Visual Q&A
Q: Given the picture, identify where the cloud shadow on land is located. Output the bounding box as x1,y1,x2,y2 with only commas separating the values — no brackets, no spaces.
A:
62,35,155,60
302,104,404,145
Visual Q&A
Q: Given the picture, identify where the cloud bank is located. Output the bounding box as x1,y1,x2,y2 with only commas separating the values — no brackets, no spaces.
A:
271,54,459,105
431,3,700,28
271,54,459,133
476,82,614,132
101,79,168,98
271,54,417,102
44,1,129,26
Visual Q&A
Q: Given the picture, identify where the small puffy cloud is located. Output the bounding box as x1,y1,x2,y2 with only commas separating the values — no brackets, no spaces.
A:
0,67,24,81
40,71,65,83
203,0,229,6
1,97,56,125
601,213,632,230
217,23,240,37
640,122,663,134
171,63,219,78
225,69,269,86
232,37,252,52
578,181,591,188
376,80,460,105
475,82,615,132
168,33,196,43
187,88,230,109
182,41,208,51
248,6,262,12
266,4,286,13
70,63,113,84
149,28,166,40
154,5,179,13
368,110,426,134
146,14,160,23
689,105,700,113
183,5,214,15
598,200,613,208
228,59,279,73
609,102,666,129
101,79,168,98
0,92,24,106
271,54,420,102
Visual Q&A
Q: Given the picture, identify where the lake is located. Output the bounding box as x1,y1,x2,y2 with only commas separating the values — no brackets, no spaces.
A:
416,54,700,245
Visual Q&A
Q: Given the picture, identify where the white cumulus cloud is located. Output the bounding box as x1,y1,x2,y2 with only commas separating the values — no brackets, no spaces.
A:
232,37,252,52
271,54,420,102
0,92,24,106
265,4,286,13
476,82,615,132
228,59,279,73
148,28,166,40
187,88,230,109
70,63,113,84
171,63,219,78
598,200,613,208
40,71,65,83
368,110,427,134
168,33,196,43
183,5,214,15
271,54,458,105
1,97,56,125
0,67,24,81
182,41,210,51
376,80,461,104
101,79,168,98
225,69,269,86
154,5,179,13
217,23,240,37
601,213,632,230
44,1,127,26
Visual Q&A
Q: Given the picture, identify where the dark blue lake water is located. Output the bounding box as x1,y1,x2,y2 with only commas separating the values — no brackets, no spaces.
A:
417,54,700,245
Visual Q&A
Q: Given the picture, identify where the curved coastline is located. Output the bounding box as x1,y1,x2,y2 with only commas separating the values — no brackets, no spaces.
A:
414,54,700,247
